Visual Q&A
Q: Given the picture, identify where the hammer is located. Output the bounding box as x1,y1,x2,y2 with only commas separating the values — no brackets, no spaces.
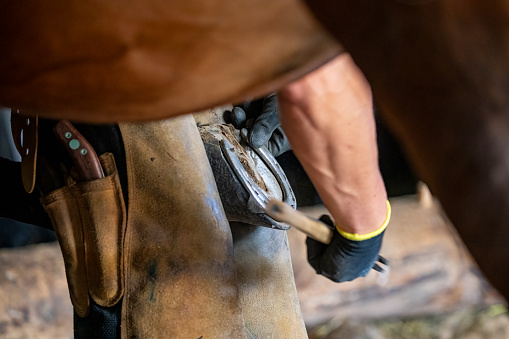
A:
265,199,390,280
265,199,333,244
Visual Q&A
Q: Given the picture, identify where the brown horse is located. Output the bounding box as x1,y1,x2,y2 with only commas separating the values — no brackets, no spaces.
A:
1,0,508,321
0,0,340,122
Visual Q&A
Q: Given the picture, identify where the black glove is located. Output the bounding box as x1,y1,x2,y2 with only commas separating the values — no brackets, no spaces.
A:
229,94,291,157
307,215,388,283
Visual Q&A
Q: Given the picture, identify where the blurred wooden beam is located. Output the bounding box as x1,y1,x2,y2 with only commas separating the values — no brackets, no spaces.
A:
0,192,505,335
0,243,72,338
289,194,505,327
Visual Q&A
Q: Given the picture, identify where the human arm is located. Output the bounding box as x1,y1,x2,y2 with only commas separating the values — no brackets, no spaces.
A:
278,53,387,236
278,54,389,281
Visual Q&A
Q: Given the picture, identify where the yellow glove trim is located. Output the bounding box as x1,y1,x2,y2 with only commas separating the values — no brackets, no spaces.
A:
336,200,391,241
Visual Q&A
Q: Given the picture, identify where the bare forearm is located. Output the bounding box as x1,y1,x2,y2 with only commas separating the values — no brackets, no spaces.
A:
278,54,387,234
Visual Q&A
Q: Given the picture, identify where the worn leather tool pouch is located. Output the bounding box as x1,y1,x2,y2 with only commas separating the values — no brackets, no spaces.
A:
40,152,126,317
41,185,89,317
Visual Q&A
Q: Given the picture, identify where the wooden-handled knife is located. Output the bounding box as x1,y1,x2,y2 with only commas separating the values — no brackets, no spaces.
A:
54,120,104,181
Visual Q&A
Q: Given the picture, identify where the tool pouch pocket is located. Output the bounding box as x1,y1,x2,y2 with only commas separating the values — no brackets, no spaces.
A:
41,186,90,317
41,152,126,316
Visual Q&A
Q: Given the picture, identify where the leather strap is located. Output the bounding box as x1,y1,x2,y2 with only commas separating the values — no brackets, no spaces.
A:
10,110,38,193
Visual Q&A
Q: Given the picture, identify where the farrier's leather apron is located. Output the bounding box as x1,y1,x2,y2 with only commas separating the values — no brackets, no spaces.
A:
119,115,307,338
39,113,307,337
119,116,247,338
231,222,307,338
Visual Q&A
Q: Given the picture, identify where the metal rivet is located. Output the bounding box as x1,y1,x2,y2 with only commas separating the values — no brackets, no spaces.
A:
69,139,80,150
65,132,72,139
80,149,88,155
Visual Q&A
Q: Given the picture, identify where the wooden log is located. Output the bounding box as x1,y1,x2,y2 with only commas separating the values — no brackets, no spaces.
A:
289,194,505,327
0,243,72,339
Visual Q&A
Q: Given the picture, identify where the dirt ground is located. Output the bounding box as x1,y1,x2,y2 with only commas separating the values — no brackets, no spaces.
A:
308,304,509,339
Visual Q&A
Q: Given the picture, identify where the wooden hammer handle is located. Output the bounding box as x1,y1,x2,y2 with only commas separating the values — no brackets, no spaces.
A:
265,199,333,244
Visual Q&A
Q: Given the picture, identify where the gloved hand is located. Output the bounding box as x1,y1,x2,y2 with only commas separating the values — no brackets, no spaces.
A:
229,94,291,157
306,214,389,283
